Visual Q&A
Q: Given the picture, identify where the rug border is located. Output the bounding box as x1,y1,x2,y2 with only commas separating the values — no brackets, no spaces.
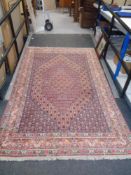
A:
0,155,131,161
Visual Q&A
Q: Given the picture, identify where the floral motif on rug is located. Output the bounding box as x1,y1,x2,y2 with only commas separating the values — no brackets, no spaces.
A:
0,47,131,159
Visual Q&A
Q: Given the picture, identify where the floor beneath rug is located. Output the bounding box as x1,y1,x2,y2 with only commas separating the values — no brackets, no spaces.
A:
0,160,131,175
29,34,94,48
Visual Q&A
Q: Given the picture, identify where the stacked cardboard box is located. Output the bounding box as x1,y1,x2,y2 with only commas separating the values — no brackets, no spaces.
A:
0,0,26,73
1,20,17,73
114,51,131,74
0,43,6,88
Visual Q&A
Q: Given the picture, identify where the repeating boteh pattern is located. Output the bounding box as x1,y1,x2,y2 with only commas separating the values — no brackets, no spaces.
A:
0,47,130,159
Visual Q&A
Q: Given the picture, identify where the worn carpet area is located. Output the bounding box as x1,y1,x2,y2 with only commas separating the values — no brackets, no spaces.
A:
0,47,131,160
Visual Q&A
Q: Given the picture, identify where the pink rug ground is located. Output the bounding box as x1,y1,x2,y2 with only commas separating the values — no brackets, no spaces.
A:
0,47,131,160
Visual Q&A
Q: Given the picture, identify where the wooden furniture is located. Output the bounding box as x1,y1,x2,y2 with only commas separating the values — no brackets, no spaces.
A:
73,0,80,22
69,1,74,16
59,0,72,8
79,0,97,28
32,0,36,15
56,0,59,7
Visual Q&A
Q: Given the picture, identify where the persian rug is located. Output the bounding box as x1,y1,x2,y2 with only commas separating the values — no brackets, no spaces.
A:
0,47,131,160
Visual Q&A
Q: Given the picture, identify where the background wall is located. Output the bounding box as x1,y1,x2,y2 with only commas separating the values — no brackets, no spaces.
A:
103,0,130,5
44,0,56,10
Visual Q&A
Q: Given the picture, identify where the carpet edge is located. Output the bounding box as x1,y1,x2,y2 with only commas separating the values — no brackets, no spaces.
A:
0,155,131,161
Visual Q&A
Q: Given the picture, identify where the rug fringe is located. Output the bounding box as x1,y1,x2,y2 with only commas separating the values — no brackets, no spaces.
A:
0,155,131,161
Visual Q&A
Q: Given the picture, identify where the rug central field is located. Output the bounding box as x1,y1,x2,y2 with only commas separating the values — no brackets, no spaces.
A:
0,47,131,160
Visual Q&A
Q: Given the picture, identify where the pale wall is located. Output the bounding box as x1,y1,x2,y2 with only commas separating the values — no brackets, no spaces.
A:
104,0,131,5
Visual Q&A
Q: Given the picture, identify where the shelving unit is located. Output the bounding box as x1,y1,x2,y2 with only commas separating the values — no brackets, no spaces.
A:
0,0,29,99
95,0,131,104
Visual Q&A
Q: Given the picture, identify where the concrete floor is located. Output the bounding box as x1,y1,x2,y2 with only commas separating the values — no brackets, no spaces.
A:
35,9,93,34
0,160,131,175
29,34,94,47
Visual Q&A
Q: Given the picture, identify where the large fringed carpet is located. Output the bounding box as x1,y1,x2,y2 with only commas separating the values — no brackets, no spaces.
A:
0,47,131,160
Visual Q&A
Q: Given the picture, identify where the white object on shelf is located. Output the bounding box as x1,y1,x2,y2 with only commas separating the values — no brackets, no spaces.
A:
121,6,131,10
124,54,131,63
95,26,102,45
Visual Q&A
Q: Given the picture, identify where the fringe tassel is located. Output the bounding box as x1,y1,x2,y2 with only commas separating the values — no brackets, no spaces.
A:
0,155,131,161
